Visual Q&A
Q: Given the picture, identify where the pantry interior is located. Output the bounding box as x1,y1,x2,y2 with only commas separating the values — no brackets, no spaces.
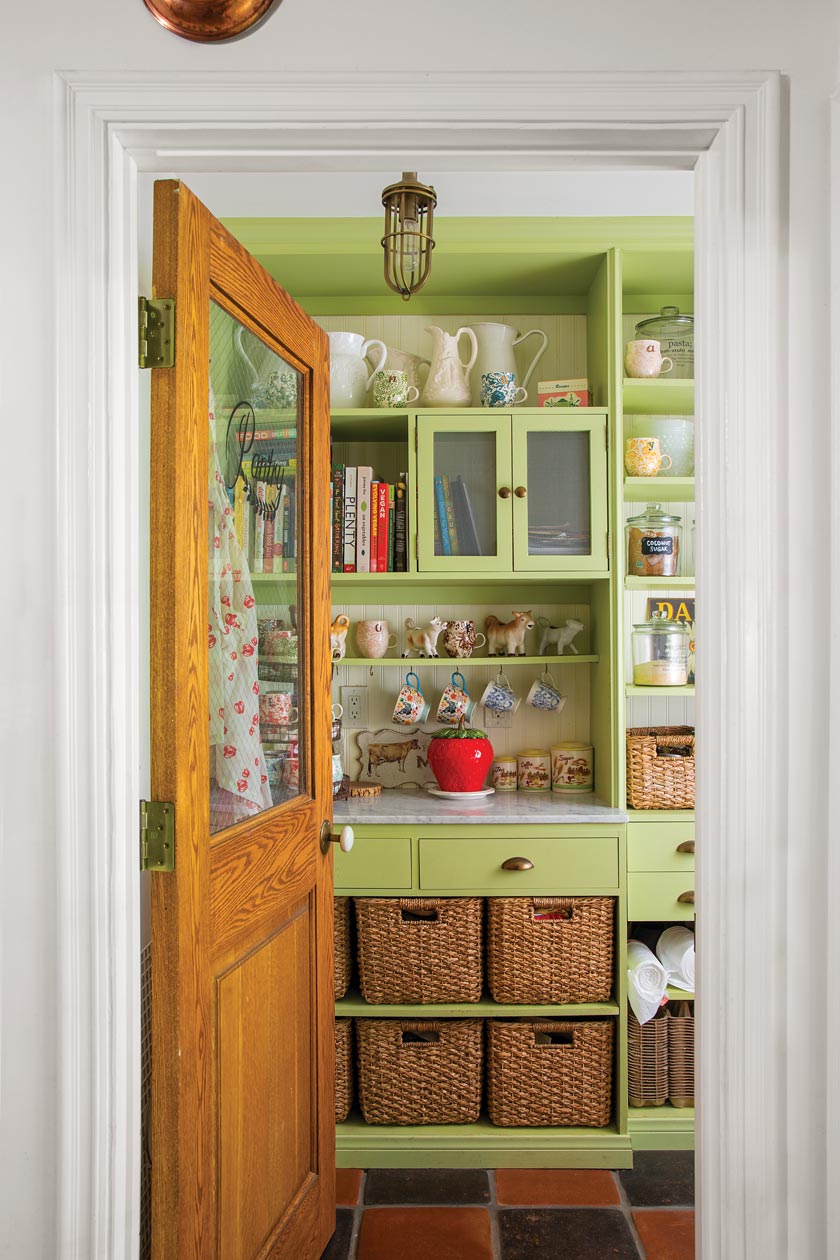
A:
144,167,696,1183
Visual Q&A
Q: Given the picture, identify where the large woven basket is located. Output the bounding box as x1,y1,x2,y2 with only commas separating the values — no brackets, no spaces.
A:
354,897,483,1004
356,1018,483,1125
335,1017,353,1123
628,1008,669,1107
626,726,695,810
666,1001,695,1107
487,897,614,1004
334,898,352,1000
487,1019,613,1127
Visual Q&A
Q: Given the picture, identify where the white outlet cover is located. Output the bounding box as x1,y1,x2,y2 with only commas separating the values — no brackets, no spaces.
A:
340,686,368,727
483,706,512,728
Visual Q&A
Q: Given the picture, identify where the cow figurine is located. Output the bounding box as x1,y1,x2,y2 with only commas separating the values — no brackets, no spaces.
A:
485,610,535,657
537,616,585,657
367,737,425,778
402,616,444,658
330,613,350,660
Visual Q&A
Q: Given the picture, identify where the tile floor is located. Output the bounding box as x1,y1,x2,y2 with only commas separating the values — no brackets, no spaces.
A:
322,1152,695,1260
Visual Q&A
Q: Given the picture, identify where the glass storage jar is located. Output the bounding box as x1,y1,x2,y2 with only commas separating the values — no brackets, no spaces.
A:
626,503,683,578
632,611,692,686
634,306,694,378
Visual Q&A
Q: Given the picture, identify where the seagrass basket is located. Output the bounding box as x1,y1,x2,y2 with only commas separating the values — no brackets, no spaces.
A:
354,897,483,1004
626,726,695,810
487,1019,613,1127
356,1018,483,1125
666,1001,695,1107
628,1007,669,1107
487,897,615,1004
335,1017,353,1123
334,897,352,1000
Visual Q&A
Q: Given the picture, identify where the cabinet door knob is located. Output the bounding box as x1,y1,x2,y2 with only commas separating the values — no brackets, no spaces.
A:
320,821,355,855
498,486,512,499
514,485,527,498
677,890,695,904
501,856,535,871
676,840,695,854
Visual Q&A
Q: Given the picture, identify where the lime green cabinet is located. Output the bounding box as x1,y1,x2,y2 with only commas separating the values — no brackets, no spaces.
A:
334,828,413,891
628,873,695,922
419,833,620,892
627,820,695,873
415,410,609,575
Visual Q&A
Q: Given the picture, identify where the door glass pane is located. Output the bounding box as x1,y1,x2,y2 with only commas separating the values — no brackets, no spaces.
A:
208,302,304,833
431,431,498,557
526,431,591,557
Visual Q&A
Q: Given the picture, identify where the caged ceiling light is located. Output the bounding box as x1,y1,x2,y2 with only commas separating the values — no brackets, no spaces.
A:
381,171,437,300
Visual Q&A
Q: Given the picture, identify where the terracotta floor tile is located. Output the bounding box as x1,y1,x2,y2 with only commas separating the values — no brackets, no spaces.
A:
335,1168,363,1206
358,1206,493,1260
364,1168,490,1205
633,1209,696,1259
496,1168,621,1206
320,1208,354,1260
498,1208,638,1259
620,1151,695,1206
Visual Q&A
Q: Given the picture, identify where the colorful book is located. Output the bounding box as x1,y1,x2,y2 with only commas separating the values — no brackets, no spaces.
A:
343,467,357,572
331,464,344,572
370,481,380,572
356,466,374,572
387,484,395,573
441,474,460,556
394,476,407,572
434,476,452,556
451,475,481,556
253,482,266,574
377,483,390,574
263,500,275,573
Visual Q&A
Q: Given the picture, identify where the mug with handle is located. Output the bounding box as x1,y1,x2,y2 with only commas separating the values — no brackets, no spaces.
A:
624,437,674,477
436,671,476,725
526,670,567,713
393,671,430,726
480,670,520,714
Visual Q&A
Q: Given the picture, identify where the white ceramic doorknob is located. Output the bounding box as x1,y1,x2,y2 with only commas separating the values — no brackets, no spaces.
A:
321,821,355,854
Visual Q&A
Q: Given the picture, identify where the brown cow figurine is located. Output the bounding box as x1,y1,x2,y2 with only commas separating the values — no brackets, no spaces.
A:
485,610,535,657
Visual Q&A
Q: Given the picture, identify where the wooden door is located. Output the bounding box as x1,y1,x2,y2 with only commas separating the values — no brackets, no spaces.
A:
149,180,335,1260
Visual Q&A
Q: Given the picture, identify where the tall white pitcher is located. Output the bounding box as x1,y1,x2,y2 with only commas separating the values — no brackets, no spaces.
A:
329,331,387,408
467,322,549,406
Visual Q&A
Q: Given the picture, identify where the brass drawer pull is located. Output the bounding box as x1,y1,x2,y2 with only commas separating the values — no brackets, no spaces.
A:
501,856,535,871
498,486,512,499
514,485,527,498
677,890,695,904
676,840,695,855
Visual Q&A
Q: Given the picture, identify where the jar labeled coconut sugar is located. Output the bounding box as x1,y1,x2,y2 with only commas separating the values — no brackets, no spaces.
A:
626,503,682,578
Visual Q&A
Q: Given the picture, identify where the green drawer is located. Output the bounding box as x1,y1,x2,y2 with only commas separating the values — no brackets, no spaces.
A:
419,835,619,892
628,821,695,873
334,828,412,891
628,872,696,921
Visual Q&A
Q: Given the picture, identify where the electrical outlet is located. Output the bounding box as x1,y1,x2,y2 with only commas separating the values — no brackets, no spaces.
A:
483,706,512,728
340,686,368,728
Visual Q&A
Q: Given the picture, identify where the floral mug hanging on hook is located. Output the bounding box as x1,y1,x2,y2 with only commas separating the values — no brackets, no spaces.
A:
144,0,283,43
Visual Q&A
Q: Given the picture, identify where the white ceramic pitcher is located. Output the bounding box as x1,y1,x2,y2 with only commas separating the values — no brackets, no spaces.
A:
419,326,478,408
467,322,549,406
329,331,387,408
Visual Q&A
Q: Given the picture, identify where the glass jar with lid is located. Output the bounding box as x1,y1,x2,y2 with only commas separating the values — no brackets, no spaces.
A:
632,611,691,686
626,503,682,577
634,306,694,379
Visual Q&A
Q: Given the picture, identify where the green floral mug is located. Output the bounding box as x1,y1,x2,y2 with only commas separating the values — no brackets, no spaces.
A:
372,370,420,409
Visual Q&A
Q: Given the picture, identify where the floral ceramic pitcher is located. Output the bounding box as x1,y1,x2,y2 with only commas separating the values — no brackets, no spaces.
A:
419,326,478,408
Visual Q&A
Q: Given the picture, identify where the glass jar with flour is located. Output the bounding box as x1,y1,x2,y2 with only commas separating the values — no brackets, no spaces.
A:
632,611,692,686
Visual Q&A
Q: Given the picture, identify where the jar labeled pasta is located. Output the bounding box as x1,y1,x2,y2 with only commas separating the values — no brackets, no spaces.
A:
626,503,682,578
634,306,694,378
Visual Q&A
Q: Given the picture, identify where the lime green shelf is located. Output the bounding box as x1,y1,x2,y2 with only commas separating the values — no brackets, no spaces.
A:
624,577,695,590
622,378,694,415
628,1104,694,1151
331,572,611,591
667,986,694,1001
626,685,695,697
336,655,599,669
330,409,409,440
626,809,695,821
623,476,694,503
336,989,619,1018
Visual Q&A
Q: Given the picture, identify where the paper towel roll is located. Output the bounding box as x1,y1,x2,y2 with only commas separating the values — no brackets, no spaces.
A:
627,939,669,1024
657,925,695,992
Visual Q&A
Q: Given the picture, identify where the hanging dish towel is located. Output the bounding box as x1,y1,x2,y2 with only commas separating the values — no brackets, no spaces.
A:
627,939,669,1025
657,925,695,992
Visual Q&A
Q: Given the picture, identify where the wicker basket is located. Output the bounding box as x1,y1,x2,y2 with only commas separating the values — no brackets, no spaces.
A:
666,1001,695,1107
335,1017,353,1123
334,897,352,1000
487,1019,613,1127
626,726,695,810
628,1008,669,1107
356,1018,483,1125
354,897,483,1004
487,897,615,1004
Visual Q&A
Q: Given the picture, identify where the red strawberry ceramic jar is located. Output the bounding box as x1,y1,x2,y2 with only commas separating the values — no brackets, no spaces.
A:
426,719,494,793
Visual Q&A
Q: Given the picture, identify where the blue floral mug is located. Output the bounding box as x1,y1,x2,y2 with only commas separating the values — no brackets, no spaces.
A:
480,371,528,408
526,671,567,713
480,671,520,713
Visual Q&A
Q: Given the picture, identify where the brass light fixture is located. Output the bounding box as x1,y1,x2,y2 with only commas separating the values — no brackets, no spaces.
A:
381,172,437,300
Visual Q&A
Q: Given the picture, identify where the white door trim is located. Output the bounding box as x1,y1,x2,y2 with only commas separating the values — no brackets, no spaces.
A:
54,71,792,1260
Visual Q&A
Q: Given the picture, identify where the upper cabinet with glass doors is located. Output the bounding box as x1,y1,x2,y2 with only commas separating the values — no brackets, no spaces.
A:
416,411,609,575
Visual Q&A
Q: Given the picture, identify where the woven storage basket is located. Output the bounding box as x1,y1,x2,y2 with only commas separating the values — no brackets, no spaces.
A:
356,1018,483,1125
334,898,352,1000
354,897,483,1004
487,897,614,1004
487,1019,613,1127
628,1008,669,1107
626,726,695,810
666,1001,695,1107
335,1017,353,1123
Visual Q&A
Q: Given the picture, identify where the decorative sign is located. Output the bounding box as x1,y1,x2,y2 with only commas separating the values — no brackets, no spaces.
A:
225,402,289,518
646,598,696,683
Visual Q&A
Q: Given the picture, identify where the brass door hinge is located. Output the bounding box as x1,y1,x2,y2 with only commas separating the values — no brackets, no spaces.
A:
140,800,175,872
138,296,175,369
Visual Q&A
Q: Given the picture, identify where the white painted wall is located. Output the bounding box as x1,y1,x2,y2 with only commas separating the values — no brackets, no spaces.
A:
1,4,838,1258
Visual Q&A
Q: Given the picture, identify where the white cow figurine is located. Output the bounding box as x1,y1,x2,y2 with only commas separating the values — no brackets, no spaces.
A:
402,616,444,658
537,616,585,656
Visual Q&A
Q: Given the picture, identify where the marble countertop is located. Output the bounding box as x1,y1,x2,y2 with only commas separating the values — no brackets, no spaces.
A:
333,789,627,826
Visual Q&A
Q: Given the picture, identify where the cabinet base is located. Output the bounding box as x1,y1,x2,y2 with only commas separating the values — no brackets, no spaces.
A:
628,1104,695,1151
